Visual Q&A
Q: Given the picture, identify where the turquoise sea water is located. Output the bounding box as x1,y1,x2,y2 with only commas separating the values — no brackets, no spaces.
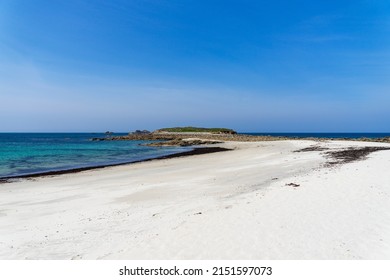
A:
0,133,189,179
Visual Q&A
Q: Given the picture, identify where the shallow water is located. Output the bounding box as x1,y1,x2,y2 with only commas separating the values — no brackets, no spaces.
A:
0,133,189,178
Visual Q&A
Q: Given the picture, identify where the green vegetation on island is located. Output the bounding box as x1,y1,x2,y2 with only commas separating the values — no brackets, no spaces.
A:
155,126,237,134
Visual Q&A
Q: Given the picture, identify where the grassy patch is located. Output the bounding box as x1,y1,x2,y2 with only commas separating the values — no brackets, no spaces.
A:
156,126,236,134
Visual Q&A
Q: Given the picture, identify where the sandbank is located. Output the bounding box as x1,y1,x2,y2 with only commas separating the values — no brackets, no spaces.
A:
1,140,390,259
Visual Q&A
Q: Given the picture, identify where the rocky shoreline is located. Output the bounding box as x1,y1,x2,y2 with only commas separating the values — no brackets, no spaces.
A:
91,132,390,146
91,132,289,146
143,139,223,147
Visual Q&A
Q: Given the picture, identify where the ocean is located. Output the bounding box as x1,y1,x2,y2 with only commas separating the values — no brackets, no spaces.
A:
0,133,189,179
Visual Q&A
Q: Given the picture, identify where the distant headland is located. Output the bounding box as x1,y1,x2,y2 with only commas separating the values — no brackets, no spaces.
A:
91,126,390,146
92,126,238,146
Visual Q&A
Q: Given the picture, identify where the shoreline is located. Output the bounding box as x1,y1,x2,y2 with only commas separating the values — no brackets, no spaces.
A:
0,146,231,183
93,131,390,144
1,139,390,259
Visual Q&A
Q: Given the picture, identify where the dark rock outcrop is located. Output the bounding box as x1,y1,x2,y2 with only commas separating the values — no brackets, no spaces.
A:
144,139,222,147
131,130,151,135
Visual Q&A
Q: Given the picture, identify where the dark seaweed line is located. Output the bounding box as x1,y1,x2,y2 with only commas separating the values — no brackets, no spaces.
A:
325,147,390,165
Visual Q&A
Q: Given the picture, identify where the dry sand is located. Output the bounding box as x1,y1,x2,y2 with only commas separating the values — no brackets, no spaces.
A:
1,140,390,259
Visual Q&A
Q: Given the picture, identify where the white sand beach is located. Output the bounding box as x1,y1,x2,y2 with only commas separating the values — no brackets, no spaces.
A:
1,140,390,259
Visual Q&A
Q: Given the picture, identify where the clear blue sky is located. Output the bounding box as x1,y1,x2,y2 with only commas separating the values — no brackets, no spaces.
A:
0,0,389,132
